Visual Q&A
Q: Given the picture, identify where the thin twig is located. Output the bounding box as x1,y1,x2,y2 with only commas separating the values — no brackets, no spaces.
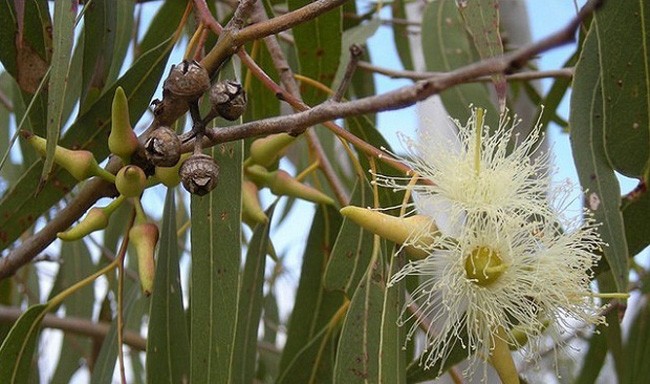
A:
358,61,574,82
332,44,364,102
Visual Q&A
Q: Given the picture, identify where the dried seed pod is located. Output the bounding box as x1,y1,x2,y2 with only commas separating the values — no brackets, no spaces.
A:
163,60,210,101
209,80,247,121
179,154,219,195
144,127,181,167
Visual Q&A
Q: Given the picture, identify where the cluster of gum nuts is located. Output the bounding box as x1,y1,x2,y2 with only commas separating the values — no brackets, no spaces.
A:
20,60,246,295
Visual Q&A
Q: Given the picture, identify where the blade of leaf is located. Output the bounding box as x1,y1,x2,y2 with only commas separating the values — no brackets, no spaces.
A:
90,284,142,384
190,139,243,384
0,303,47,383
458,0,506,111
392,0,414,71
622,298,650,384
421,0,497,125
105,0,135,87
288,0,341,105
575,323,608,384
570,21,628,292
49,241,95,383
324,181,375,297
277,206,345,384
146,189,190,384
40,0,77,187
232,205,275,383
79,0,117,111
333,248,405,383
595,1,650,178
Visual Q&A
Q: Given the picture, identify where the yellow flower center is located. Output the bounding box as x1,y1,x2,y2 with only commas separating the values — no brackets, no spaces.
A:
464,246,506,286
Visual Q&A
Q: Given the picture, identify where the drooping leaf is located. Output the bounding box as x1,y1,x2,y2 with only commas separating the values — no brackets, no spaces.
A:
621,187,650,256
146,189,190,384
331,18,380,93
575,323,608,384
41,0,77,184
0,303,47,383
421,0,497,125
391,0,414,71
278,206,345,384
90,285,143,384
333,249,405,383
231,205,275,383
289,0,342,105
324,181,375,297
570,20,629,292
622,298,650,384
190,139,243,384
80,0,117,110
458,0,506,110
594,1,650,178
49,241,96,383
105,0,135,87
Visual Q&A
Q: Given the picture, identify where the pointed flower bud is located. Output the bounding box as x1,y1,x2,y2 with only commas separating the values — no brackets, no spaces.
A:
115,165,147,197
109,87,139,162
248,133,295,168
129,222,159,296
246,165,334,205
22,131,113,182
58,207,110,241
242,180,268,226
339,206,437,259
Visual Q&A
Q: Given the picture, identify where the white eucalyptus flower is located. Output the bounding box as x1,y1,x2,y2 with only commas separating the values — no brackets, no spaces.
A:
376,108,552,234
378,108,607,379
389,214,605,377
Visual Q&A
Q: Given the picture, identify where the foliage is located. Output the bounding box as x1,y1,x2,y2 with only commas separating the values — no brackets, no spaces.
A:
0,0,648,383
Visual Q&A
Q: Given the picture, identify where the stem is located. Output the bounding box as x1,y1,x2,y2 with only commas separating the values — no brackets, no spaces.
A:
489,327,520,384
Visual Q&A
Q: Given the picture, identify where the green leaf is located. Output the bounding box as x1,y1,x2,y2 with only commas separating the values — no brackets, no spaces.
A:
622,298,650,384
391,0,414,71
570,21,629,293
324,181,375,296
278,206,345,384
91,285,142,384
146,189,190,384
0,303,47,383
622,188,650,256
289,0,341,105
0,38,174,252
575,324,608,384
333,250,405,383
232,205,275,383
50,241,95,383
105,0,135,87
331,18,380,93
458,0,506,109
421,0,497,125
594,1,650,178
190,140,243,384
80,0,117,110
41,0,77,184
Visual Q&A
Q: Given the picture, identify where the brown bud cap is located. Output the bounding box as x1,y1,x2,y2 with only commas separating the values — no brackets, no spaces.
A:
163,60,210,101
115,165,147,197
144,126,181,167
209,80,247,121
129,222,159,296
179,154,220,196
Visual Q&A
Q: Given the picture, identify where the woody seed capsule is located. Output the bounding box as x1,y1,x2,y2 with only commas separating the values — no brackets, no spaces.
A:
163,60,210,101
144,126,181,167
179,154,220,196
209,80,247,121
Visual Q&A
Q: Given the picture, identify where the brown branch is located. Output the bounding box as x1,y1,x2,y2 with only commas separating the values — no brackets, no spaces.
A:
0,306,147,351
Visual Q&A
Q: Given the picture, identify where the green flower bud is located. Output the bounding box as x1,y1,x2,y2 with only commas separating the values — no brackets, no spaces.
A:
246,165,334,205
249,133,295,168
115,165,147,197
242,180,268,226
154,153,190,188
22,131,110,181
339,206,437,259
109,87,139,162
57,207,109,241
129,222,159,296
